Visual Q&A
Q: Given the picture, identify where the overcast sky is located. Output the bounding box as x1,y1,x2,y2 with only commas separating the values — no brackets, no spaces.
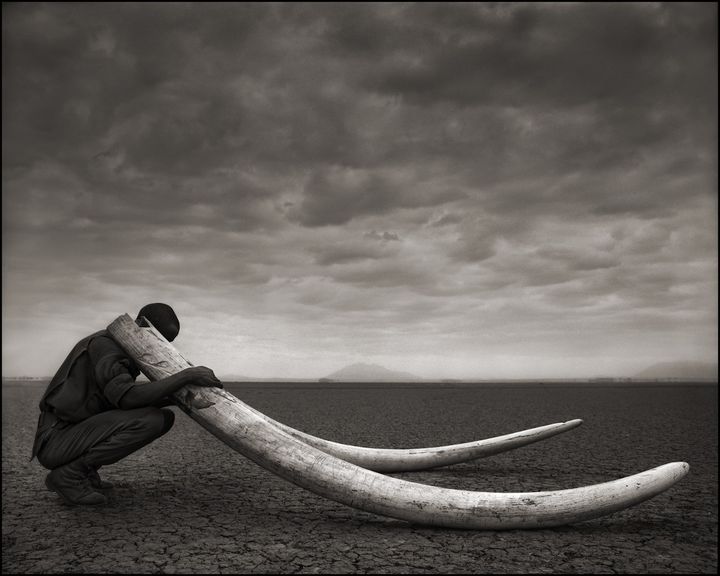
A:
2,3,717,379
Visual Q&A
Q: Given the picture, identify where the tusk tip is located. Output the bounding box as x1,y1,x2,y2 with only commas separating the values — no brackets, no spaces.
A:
657,461,690,480
565,418,584,428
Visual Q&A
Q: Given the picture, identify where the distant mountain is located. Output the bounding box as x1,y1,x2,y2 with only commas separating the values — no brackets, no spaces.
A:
634,361,718,381
218,374,257,382
324,362,422,382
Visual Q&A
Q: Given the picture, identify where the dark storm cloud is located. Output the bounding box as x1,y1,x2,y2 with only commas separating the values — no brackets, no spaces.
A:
365,3,716,109
328,258,435,290
428,212,463,227
348,3,716,218
364,230,400,242
291,165,466,227
311,241,387,266
4,3,714,227
2,3,716,378
3,3,347,175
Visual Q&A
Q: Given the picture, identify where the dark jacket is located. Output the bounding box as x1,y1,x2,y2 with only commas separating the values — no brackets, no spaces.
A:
31,330,140,460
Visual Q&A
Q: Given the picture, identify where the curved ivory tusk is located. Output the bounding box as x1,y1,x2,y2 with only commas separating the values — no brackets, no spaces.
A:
249,406,583,472
108,314,690,530
196,394,689,529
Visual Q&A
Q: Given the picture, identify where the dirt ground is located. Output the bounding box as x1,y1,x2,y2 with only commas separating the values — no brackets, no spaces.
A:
2,381,717,574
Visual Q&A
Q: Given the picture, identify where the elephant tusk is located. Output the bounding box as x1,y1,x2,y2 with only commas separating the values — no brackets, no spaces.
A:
197,399,689,529
108,314,689,530
248,406,583,472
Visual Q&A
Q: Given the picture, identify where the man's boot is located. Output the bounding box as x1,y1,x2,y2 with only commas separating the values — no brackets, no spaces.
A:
87,466,114,491
45,458,107,505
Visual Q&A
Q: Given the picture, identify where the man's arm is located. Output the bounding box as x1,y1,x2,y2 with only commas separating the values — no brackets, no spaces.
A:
117,367,222,410
88,335,222,410
150,398,176,408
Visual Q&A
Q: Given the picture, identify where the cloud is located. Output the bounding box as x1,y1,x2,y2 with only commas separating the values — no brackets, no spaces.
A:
365,3,716,111
2,3,716,378
289,165,465,227
364,230,400,242
427,212,463,228
311,242,386,266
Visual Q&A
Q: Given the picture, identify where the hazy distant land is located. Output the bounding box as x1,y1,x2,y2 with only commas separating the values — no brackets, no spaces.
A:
320,360,718,383
633,361,718,381
323,362,421,382
3,359,717,385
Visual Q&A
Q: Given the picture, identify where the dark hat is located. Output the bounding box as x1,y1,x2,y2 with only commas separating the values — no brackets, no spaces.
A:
136,303,180,342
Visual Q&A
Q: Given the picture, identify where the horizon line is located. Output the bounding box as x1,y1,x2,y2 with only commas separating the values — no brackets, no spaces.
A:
3,375,718,383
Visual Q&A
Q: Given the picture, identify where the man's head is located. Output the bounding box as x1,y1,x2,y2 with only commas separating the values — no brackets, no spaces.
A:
136,303,180,342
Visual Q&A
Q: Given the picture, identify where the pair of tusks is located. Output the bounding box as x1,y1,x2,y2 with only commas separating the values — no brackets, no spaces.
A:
257,409,583,473
108,314,689,530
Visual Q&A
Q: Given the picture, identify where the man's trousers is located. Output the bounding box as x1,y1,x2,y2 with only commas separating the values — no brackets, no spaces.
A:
36,407,175,470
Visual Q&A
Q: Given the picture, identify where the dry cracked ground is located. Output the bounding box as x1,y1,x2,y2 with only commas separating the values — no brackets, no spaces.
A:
2,381,717,574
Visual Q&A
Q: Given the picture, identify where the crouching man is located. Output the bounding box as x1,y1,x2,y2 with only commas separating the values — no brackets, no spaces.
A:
31,303,223,505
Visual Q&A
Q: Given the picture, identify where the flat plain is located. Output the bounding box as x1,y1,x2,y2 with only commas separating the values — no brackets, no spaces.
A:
2,380,717,574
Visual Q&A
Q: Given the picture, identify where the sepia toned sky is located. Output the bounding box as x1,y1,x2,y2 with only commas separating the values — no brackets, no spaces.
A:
2,3,717,379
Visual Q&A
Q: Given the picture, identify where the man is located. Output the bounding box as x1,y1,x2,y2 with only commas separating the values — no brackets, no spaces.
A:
31,303,223,506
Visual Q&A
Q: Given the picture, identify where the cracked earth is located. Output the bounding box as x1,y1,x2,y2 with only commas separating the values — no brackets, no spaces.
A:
3,382,717,573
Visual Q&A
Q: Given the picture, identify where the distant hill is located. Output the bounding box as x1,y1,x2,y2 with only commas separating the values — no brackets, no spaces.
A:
324,362,421,382
634,361,718,381
218,374,257,382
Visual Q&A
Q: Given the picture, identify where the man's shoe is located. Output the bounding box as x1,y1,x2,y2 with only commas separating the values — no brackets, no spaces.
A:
87,467,114,491
45,460,107,506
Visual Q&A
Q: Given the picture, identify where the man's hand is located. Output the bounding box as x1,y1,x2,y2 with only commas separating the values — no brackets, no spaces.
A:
119,366,222,410
181,366,223,389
